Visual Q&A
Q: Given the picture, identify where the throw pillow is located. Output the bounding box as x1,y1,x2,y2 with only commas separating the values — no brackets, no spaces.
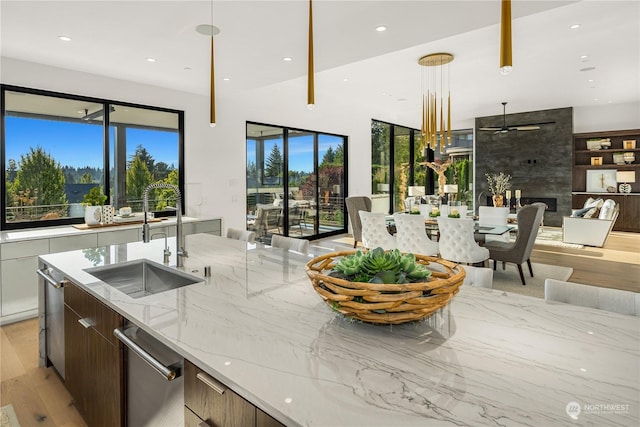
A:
571,207,591,217
583,197,604,209
583,207,598,219
598,199,616,220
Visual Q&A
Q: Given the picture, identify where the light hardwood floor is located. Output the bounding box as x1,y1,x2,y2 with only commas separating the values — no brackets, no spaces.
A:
1,319,87,427
1,230,637,426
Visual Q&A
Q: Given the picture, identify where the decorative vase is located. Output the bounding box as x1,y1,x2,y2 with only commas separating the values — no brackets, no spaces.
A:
492,195,504,207
84,206,102,225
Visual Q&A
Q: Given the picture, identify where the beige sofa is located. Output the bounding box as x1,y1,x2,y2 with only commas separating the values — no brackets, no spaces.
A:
562,198,619,247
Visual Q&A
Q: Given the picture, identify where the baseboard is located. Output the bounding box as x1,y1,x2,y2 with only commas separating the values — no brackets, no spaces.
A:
0,309,38,326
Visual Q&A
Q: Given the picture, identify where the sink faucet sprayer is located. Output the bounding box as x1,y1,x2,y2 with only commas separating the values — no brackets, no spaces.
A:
143,183,188,267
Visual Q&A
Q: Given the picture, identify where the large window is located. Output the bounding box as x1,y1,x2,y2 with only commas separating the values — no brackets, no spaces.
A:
371,119,473,213
246,122,347,241
1,85,184,230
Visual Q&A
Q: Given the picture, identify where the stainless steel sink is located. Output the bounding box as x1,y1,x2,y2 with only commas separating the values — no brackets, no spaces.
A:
84,259,202,299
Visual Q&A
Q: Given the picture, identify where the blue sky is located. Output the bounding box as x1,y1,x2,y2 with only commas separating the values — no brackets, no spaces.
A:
5,116,178,169
247,134,344,172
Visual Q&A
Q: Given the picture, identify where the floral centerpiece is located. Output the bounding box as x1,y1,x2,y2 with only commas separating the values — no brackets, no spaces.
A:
485,172,511,207
305,248,465,324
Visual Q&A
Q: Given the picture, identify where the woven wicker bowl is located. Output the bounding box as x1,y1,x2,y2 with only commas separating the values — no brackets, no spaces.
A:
305,250,466,325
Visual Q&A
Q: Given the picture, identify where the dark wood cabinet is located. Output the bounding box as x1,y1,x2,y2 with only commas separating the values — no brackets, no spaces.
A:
184,360,285,427
572,129,640,232
64,281,124,427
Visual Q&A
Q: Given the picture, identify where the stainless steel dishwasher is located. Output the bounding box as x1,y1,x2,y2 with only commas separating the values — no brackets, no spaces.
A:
37,264,66,379
114,321,184,426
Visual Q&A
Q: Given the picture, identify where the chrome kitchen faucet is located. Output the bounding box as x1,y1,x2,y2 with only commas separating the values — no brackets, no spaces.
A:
143,183,188,267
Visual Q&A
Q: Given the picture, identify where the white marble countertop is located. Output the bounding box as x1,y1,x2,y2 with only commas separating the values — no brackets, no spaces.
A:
39,234,640,426
0,216,212,244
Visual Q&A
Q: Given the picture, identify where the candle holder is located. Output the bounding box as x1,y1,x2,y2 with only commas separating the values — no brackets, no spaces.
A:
515,198,522,213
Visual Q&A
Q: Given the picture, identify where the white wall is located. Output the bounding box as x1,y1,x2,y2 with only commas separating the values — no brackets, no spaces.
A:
3,57,639,236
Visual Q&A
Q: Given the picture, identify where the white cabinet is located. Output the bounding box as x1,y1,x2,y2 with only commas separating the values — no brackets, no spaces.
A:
97,229,139,246
1,239,49,323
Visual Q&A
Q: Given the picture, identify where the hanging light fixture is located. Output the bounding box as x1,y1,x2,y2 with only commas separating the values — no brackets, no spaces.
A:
307,0,315,109
419,52,453,154
500,0,513,75
196,3,218,127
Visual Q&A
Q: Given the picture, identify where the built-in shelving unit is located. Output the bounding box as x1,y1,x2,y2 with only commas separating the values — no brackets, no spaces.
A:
572,129,640,232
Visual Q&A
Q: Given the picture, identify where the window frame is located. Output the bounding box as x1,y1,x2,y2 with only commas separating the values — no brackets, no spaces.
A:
0,84,185,230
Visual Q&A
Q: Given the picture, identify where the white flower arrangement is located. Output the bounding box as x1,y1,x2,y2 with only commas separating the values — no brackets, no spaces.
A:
485,172,512,196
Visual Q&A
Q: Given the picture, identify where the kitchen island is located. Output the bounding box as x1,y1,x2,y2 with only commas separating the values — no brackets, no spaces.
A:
39,233,639,426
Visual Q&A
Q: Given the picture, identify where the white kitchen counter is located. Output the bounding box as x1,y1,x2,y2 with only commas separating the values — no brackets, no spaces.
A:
0,216,210,243
39,234,640,426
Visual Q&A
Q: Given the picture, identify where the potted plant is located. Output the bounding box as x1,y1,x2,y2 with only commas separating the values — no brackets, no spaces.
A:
485,172,511,207
82,186,107,225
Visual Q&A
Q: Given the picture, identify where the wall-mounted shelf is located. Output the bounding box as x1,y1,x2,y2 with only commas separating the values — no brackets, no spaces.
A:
572,129,640,232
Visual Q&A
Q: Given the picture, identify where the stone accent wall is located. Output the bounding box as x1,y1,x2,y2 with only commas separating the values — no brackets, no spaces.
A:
475,107,573,227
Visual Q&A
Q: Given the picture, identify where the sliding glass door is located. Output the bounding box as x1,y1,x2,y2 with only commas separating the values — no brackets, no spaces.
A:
246,122,347,241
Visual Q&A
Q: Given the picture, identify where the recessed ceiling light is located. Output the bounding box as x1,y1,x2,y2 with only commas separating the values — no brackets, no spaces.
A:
580,55,588,61
146,58,156,62
593,98,599,101
58,36,71,42
375,25,387,32
223,77,230,81
343,78,349,82
570,24,580,29
283,57,293,62
587,79,594,82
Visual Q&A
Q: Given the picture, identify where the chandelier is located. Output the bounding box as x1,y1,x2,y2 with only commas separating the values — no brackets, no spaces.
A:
419,52,453,154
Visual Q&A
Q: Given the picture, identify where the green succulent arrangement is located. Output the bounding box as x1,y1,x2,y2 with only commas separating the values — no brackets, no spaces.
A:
329,247,432,284
429,210,440,218
448,213,460,218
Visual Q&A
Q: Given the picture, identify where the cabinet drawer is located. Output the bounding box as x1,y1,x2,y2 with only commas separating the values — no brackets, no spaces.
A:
0,239,49,260
184,360,256,426
64,282,122,346
50,234,98,253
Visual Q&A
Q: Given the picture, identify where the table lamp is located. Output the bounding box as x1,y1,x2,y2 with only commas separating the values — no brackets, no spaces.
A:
616,171,635,193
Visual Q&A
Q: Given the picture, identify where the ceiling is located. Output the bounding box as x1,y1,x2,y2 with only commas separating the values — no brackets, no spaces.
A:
1,0,638,128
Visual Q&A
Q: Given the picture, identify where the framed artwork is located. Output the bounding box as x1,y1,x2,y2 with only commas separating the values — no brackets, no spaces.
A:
586,169,617,193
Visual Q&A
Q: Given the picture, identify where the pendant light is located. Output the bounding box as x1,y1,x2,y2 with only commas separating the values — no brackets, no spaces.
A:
209,0,216,126
419,52,453,154
500,0,512,75
307,0,315,109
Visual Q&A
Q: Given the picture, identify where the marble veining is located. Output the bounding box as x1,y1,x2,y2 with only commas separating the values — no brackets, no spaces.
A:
38,234,639,426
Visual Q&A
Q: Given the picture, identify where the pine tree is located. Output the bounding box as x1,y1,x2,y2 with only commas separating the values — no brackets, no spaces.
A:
13,147,67,208
126,156,153,202
265,145,283,181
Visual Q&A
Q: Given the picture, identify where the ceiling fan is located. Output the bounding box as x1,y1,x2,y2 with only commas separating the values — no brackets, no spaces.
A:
479,102,555,134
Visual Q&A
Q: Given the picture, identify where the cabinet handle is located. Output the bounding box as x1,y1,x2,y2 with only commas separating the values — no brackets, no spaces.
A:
37,268,65,289
78,318,92,328
113,328,180,381
196,372,227,395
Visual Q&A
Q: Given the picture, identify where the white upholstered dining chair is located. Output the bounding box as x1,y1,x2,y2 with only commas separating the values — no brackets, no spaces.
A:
226,227,256,243
270,234,310,254
437,217,489,265
544,279,640,316
358,211,396,250
392,213,439,256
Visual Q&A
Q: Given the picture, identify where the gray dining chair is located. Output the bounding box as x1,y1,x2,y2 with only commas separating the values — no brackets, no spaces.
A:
545,279,640,316
345,196,372,248
484,203,546,285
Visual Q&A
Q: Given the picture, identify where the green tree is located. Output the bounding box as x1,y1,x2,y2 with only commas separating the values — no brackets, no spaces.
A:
80,173,94,183
6,159,18,183
130,145,155,176
265,144,283,182
154,161,171,181
126,155,153,202
154,169,180,210
320,147,335,167
12,147,67,213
